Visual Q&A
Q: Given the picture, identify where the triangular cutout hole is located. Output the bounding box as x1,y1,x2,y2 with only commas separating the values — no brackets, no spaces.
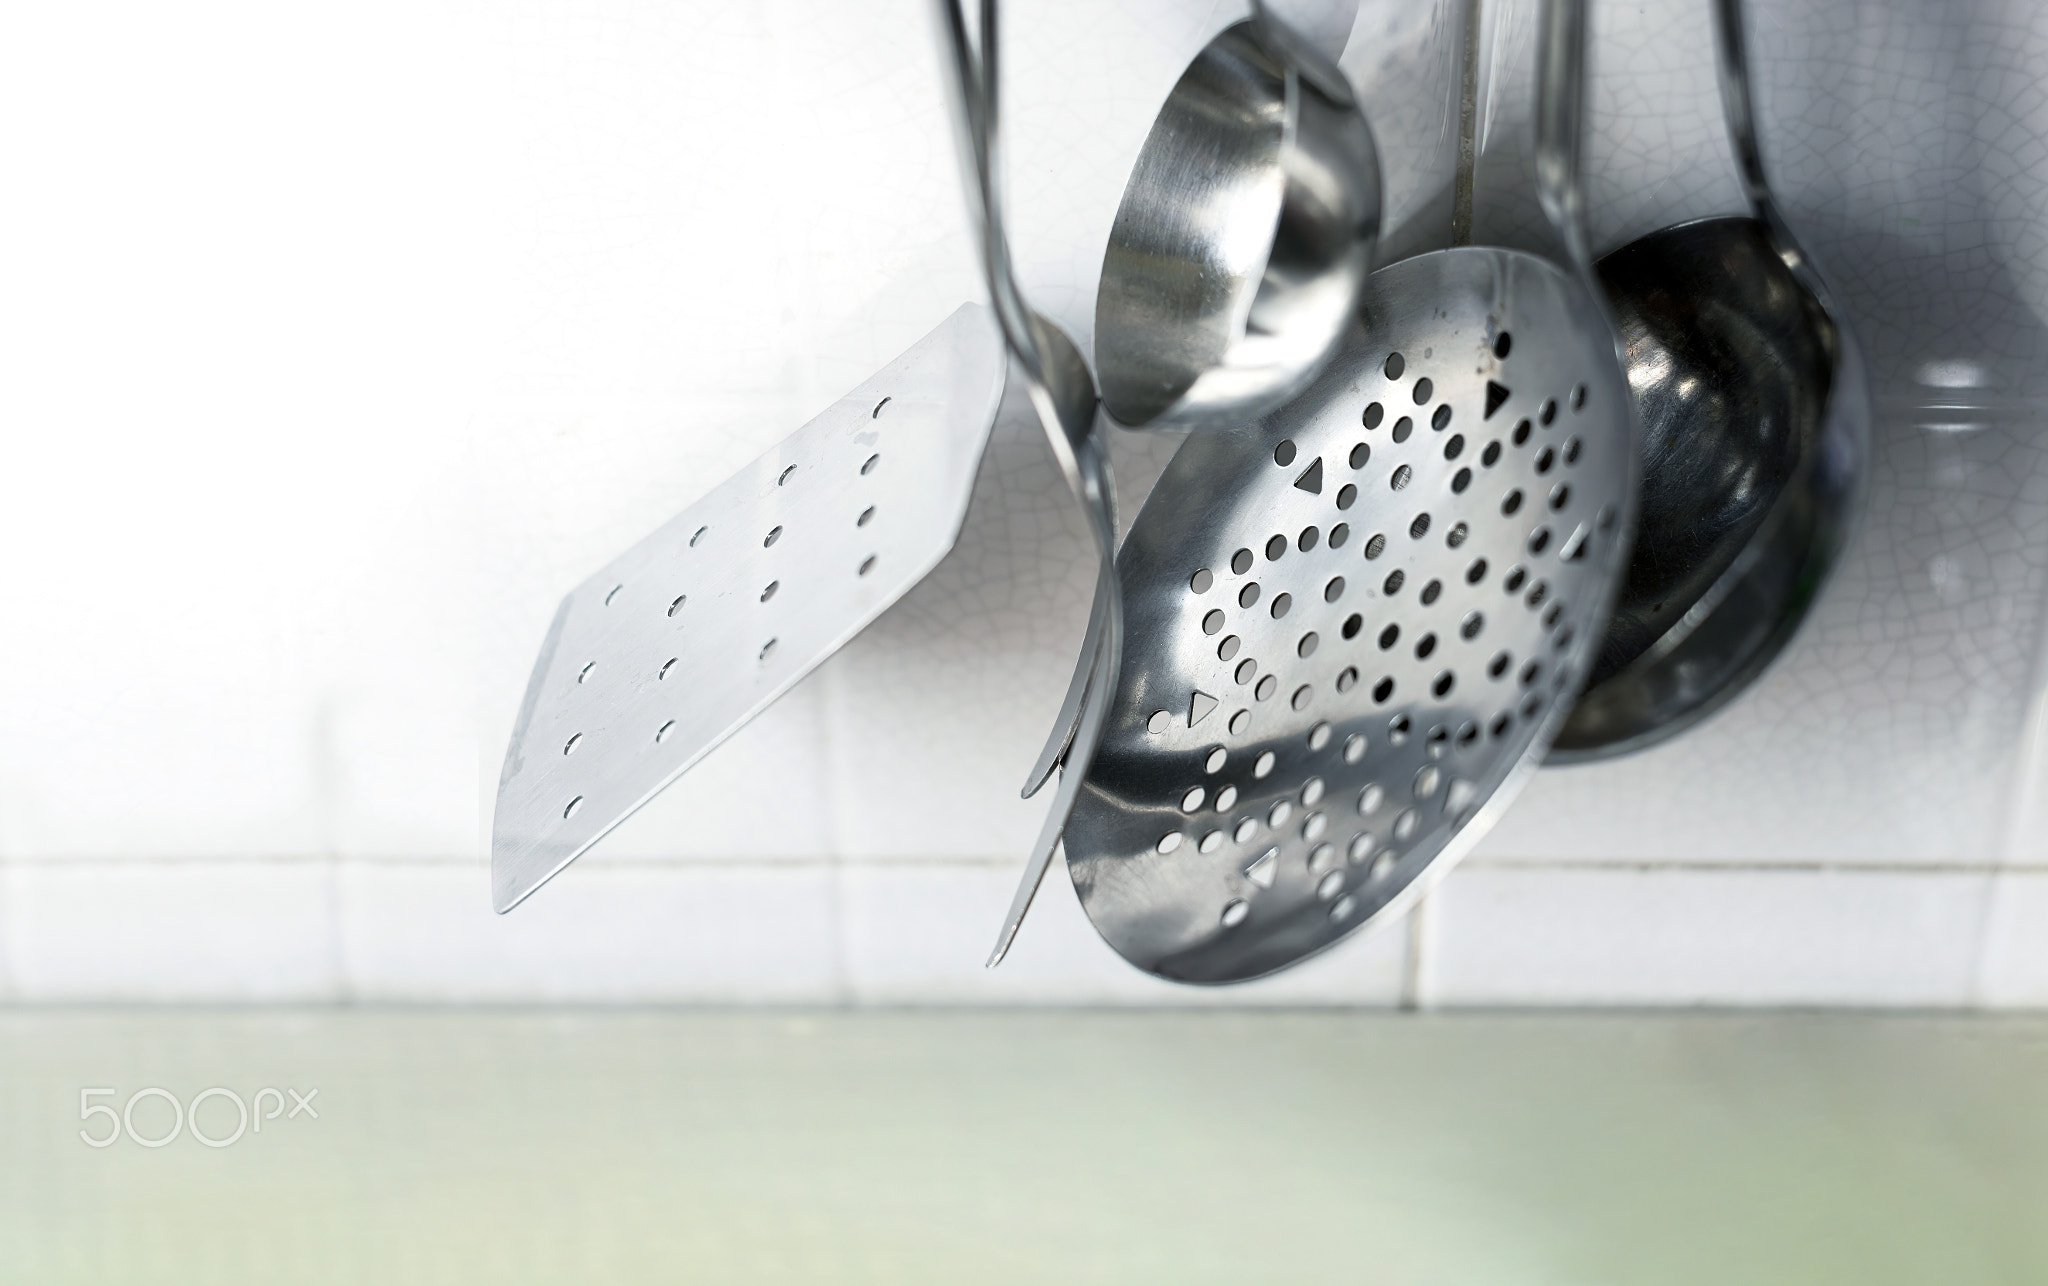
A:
1484,381,1511,419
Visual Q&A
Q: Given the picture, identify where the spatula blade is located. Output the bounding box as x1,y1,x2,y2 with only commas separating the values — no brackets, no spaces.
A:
492,304,1004,912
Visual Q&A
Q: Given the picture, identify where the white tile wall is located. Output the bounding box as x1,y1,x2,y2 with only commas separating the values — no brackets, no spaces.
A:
0,862,339,1002
0,0,2045,1007
1424,864,1995,1008
5,853,2036,1008
337,862,839,1004
1976,870,2048,1008
840,861,1408,1005
0,857,1407,1005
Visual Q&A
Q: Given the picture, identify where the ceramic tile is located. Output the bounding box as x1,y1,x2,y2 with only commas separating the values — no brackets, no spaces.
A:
1,861,338,1002
0,3,506,862
1747,0,2048,403
326,686,483,860
338,861,839,1003
0,689,329,861
1426,864,1992,1007
840,860,1408,1006
2006,665,2048,866
1458,0,2048,868
817,387,1098,862
1342,0,1466,259
1976,869,2048,1008
1472,0,1746,256
1471,403,2048,866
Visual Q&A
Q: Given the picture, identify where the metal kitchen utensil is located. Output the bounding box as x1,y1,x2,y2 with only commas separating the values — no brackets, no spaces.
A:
1094,9,1383,432
1548,0,1867,761
1019,2,1384,802
931,0,1125,967
490,304,1005,912
1058,0,1638,982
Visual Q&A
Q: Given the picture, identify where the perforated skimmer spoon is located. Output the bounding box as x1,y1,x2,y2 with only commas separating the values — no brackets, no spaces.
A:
1058,0,1638,982
1546,0,1868,761
1009,0,1383,934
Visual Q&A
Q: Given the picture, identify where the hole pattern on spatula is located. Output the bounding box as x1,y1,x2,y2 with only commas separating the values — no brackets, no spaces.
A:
1136,333,1617,932
545,396,899,827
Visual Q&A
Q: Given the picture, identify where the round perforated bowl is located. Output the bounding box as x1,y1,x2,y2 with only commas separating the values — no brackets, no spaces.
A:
1064,248,1636,983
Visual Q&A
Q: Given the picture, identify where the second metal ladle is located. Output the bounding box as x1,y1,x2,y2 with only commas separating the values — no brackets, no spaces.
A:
1548,0,1868,760
1094,9,1383,432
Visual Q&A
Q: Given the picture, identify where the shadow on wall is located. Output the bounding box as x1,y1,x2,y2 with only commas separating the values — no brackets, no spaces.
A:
1469,0,2048,401
1790,221,2048,405
1756,0,2048,400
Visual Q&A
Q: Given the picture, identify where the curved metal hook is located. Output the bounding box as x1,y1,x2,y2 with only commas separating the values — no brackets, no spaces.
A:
931,0,1125,966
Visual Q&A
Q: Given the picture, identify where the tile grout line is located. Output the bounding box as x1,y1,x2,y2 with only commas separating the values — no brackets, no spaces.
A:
818,663,855,1007
312,694,351,1004
1400,892,1434,1011
1973,570,2048,1003
326,854,350,1005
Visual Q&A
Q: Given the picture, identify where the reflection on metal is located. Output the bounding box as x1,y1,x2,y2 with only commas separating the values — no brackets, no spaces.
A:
1094,16,1382,432
1065,249,1635,983
1548,0,1871,761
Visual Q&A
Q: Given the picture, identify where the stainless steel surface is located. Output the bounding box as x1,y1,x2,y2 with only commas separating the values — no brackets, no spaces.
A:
490,306,1006,913
1021,5,1384,807
1060,0,1635,983
930,0,1124,967
1017,573,1108,802
1094,15,1382,432
1065,249,1634,982
1548,0,1869,761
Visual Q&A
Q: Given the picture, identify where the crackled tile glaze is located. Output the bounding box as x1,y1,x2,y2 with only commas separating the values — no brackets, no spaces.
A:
1462,0,2048,868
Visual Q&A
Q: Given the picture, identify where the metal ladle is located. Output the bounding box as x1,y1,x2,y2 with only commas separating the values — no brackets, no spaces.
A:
1547,0,1868,761
1000,1,1382,930
992,3,1383,964
1094,8,1383,432
1053,0,1638,984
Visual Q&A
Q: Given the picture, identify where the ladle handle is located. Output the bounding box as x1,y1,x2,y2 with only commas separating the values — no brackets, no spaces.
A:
933,0,1045,388
932,0,1125,969
1533,0,1592,280
1710,0,1779,227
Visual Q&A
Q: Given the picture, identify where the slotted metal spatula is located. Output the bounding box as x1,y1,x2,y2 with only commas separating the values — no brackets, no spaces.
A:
492,305,1005,912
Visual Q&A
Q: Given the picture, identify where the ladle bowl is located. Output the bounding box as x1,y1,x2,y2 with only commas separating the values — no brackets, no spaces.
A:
1094,15,1382,431
1546,0,1869,761
1547,218,1863,758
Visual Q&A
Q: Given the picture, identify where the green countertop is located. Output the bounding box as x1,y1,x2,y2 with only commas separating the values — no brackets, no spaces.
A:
4,1009,2045,1284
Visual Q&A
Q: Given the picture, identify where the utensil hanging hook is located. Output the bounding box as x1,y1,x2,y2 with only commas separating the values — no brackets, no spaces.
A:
932,0,1125,967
